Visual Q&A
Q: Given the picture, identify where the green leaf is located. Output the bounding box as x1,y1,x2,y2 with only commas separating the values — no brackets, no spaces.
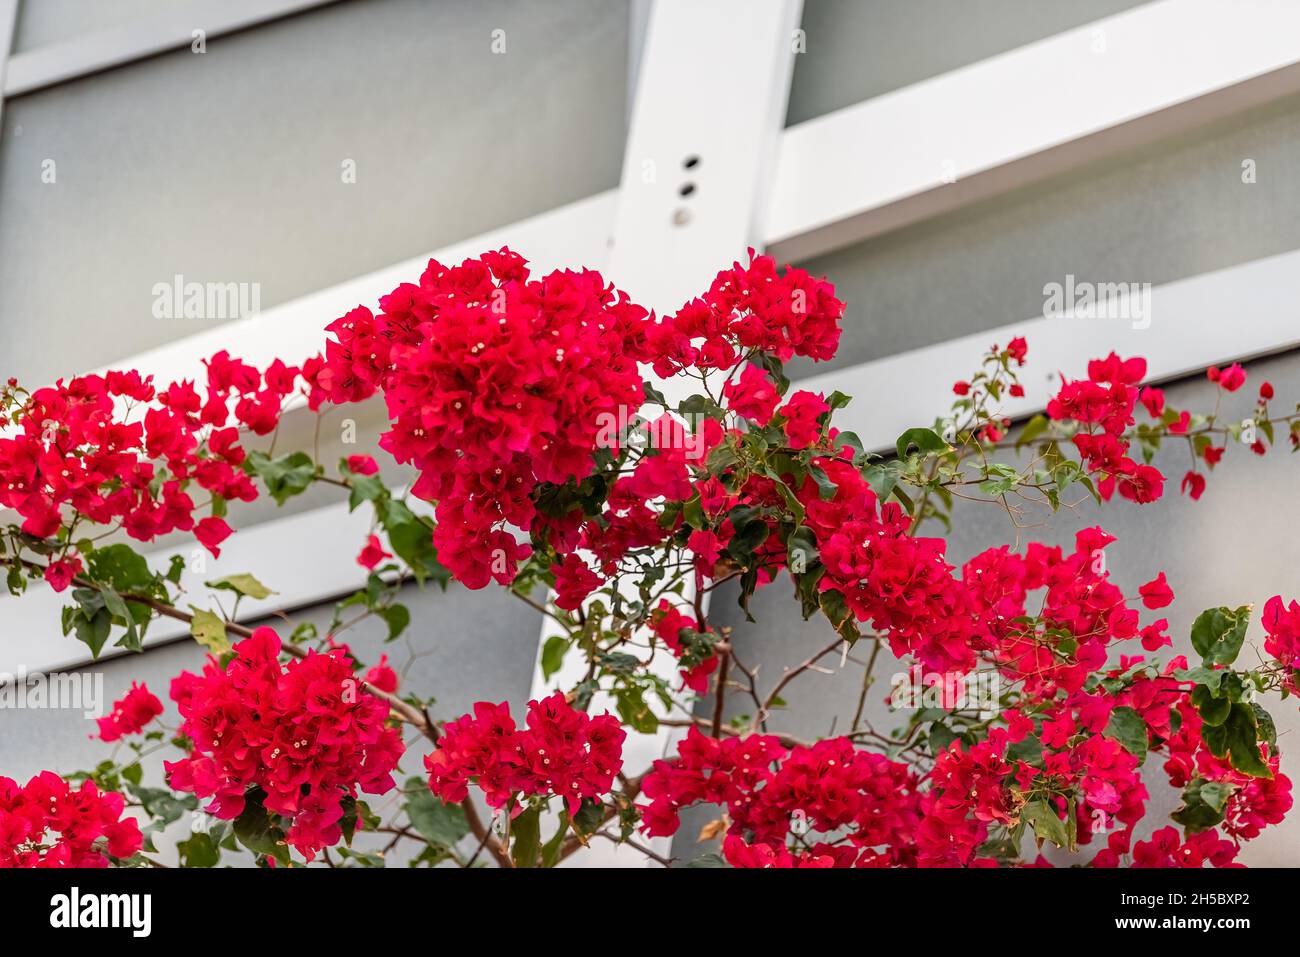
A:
1103,706,1149,760
100,587,142,652
1191,684,1230,726
188,606,232,656
929,722,959,754
381,502,448,586
232,790,290,865
541,635,570,681
85,543,155,593
1020,798,1072,849
1190,606,1251,666
1223,703,1272,778
347,472,387,512
1176,664,1224,693
379,603,411,642
1171,778,1235,834
685,853,730,868
819,588,859,644
63,592,112,658
1006,733,1043,765
616,688,659,734
176,832,220,868
895,427,949,460
540,813,570,868
245,450,318,505
1015,414,1051,449
205,573,274,601
404,779,470,848
510,805,542,868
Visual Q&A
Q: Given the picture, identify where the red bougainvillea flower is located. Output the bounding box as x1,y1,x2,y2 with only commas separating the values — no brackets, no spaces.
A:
1046,352,1167,505
363,654,400,694
1139,386,1164,417
1212,363,1247,392
42,556,82,594
778,391,830,450
1263,595,1300,693
426,692,624,816
194,516,233,558
345,454,379,476
641,728,921,867
647,251,844,377
0,353,293,558
305,250,654,589
164,627,403,862
356,533,392,570
649,600,719,693
1181,470,1206,500
96,682,164,742
551,553,604,611
722,363,780,426
0,772,142,867
1138,572,1174,610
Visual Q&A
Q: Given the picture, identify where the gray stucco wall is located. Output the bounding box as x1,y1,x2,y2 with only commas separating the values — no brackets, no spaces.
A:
0,0,630,385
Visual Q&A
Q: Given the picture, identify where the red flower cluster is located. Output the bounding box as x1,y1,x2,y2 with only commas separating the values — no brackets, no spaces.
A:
1162,698,1292,843
646,252,844,377
915,731,1015,867
305,250,652,589
96,682,163,742
640,728,920,867
1047,352,1164,503
426,693,625,815
164,627,404,862
0,351,296,554
0,772,142,867
1263,595,1300,694
802,446,1153,681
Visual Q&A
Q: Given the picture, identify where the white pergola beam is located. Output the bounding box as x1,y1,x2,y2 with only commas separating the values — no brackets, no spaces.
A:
766,0,1300,261
0,0,16,127
88,190,618,388
0,490,425,676
531,0,803,867
798,247,1300,453
3,0,342,97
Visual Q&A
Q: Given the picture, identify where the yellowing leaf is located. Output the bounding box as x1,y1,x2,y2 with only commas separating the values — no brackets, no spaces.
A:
189,606,232,656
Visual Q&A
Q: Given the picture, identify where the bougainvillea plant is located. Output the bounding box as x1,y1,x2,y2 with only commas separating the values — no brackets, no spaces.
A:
1,248,1298,868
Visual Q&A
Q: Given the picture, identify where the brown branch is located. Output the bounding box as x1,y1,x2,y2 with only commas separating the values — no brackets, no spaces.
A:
755,634,851,729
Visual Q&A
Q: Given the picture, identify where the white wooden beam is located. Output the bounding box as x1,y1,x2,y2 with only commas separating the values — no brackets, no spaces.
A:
88,190,618,389
3,0,342,97
796,247,1300,454
0,490,428,676
531,0,803,867
0,0,16,129
765,0,1300,262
